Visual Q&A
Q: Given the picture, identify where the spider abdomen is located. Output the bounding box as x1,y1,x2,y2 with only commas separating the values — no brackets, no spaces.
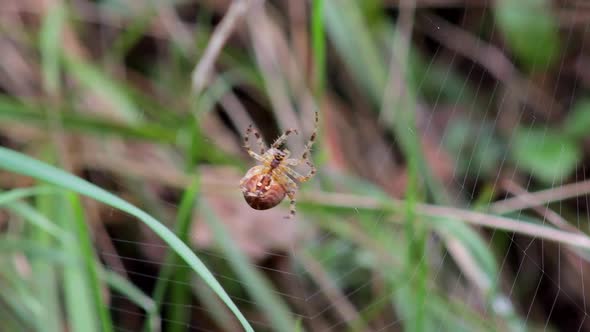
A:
241,110,318,218
240,171,286,210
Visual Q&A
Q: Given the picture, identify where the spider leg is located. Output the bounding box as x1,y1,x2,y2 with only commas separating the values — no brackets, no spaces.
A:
300,110,319,161
284,191,296,219
300,159,316,182
283,110,318,177
271,128,299,149
282,164,315,183
252,126,266,154
279,175,298,219
285,155,316,182
244,124,266,161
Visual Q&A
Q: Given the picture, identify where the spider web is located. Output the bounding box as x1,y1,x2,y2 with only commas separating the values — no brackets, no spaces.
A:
43,1,590,332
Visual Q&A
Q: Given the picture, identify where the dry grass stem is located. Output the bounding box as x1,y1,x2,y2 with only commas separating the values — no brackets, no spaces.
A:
192,0,251,96
499,179,582,234
77,147,590,253
444,235,491,292
298,253,369,331
246,1,307,152
490,179,590,214
379,0,415,125
75,151,590,252
301,191,590,251
419,204,590,249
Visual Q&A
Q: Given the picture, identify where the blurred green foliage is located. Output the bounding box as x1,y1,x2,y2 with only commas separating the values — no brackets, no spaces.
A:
494,0,561,70
444,118,503,178
511,128,581,184
0,1,587,332
564,98,590,138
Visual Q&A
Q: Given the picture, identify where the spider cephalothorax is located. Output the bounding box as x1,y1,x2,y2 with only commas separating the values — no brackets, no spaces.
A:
240,111,318,219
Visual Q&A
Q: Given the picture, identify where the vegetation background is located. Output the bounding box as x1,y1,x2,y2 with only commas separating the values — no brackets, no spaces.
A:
1,0,590,331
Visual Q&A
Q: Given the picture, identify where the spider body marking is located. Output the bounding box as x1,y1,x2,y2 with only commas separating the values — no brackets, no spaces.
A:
240,111,318,219
240,149,288,210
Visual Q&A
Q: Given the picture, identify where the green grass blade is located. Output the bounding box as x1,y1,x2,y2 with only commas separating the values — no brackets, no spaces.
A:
68,193,114,332
0,97,177,143
430,217,498,288
0,97,240,166
103,270,161,332
201,198,296,331
311,0,326,97
0,270,40,331
8,201,68,241
0,147,253,332
0,186,55,205
323,0,386,102
40,2,65,94
150,176,200,332
55,191,99,332
0,237,74,265
110,10,156,62
0,298,30,332
31,191,64,332
192,280,241,332
62,56,142,124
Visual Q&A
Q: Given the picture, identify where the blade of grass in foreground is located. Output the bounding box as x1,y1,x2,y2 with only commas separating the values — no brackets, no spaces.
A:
0,147,253,332
0,300,28,332
0,193,63,331
0,237,75,266
53,191,100,332
0,234,161,331
0,186,55,204
30,193,64,332
0,267,39,331
68,193,114,332
201,198,296,331
9,201,68,241
149,176,200,332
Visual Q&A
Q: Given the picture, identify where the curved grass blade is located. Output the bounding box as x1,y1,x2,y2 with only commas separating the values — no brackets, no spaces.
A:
8,201,69,241
51,191,100,332
0,237,75,265
201,198,296,331
0,186,56,205
68,193,114,332
0,147,253,332
0,268,42,331
149,175,200,332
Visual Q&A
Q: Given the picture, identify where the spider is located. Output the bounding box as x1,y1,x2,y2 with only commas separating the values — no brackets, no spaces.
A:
240,110,318,219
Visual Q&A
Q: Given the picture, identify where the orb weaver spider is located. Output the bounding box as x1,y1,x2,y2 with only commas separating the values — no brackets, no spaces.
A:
240,111,318,219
